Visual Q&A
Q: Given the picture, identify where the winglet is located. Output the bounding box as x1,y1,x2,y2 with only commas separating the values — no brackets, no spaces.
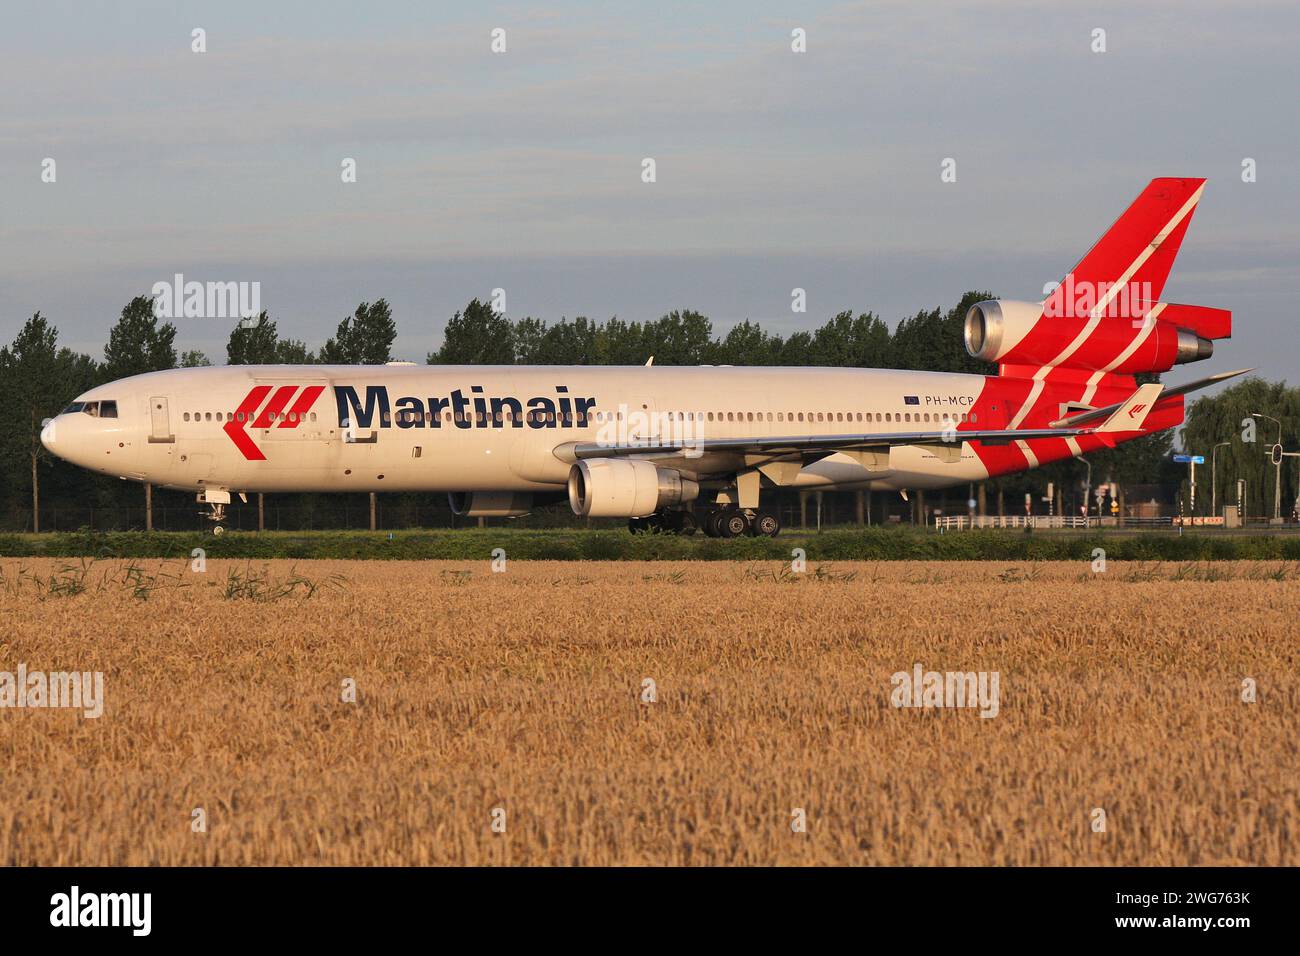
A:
1097,382,1164,439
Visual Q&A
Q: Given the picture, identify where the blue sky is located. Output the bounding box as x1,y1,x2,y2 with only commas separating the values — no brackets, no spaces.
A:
1,1,1297,381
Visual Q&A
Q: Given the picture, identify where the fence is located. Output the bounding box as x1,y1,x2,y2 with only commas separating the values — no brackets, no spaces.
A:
934,514,1293,532
934,515,1102,531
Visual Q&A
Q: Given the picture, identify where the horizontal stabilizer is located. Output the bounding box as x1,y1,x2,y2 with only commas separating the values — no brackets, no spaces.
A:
1152,302,1232,340
1049,368,1252,428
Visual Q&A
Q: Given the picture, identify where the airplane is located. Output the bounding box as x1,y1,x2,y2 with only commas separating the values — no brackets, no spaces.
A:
41,177,1247,538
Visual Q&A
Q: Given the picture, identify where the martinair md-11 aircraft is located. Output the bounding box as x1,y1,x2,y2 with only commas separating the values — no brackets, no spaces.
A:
43,178,1247,537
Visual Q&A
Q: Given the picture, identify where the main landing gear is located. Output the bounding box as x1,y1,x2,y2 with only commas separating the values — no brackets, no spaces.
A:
627,507,779,537
701,506,781,538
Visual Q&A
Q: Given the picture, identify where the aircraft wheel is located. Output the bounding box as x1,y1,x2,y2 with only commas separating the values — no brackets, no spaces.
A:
212,525,225,536
703,510,724,537
677,512,698,536
753,511,780,537
719,509,749,538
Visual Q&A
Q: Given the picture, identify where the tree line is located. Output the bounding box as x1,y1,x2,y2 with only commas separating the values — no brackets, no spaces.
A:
1,291,1293,530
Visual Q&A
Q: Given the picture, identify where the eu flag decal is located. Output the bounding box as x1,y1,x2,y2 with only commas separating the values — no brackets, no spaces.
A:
903,395,920,405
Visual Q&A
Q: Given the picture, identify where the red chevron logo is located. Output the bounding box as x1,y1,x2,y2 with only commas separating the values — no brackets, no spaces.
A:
224,384,325,460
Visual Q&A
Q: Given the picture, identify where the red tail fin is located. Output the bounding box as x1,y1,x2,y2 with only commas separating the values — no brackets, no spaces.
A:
1044,177,1205,318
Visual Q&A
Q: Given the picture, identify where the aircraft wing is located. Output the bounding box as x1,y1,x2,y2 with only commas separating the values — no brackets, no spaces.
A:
569,426,1097,461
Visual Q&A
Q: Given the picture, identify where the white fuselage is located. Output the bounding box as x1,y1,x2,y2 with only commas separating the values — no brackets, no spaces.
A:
42,364,997,498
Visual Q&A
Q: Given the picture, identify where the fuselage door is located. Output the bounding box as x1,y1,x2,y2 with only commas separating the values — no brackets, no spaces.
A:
148,396,174,443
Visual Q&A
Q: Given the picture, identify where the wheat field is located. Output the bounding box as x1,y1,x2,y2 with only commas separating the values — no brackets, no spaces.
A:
0,556,1295,866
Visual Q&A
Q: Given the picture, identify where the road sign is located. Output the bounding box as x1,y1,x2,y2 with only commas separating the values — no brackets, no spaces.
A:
1172,454,1205,464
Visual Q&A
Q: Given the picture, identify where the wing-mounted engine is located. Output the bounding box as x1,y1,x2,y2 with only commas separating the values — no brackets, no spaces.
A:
567,459,699,518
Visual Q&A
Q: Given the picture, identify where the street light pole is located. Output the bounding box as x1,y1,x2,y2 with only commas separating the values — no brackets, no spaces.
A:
1251,412,1283,521
1211,441,1230,516
1082,458,1092,525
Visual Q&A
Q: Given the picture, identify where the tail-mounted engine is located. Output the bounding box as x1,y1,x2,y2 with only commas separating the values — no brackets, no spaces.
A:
964,298,1228,374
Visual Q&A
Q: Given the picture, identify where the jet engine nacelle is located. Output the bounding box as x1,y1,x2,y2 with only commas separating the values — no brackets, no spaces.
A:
448,491,534,517
964,299,1212,373
567,459,699,518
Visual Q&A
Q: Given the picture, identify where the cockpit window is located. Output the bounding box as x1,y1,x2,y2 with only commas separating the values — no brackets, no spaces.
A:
63,400,116,418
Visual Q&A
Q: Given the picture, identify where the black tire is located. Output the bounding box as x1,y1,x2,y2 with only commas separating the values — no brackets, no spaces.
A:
754,511,781,537
704,510,724,537
677,512,698,536
719,510,749,538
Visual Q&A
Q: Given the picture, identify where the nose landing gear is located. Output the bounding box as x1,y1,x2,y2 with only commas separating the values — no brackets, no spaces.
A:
197,489,233,536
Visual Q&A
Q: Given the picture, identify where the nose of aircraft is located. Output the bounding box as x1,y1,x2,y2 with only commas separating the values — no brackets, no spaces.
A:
40,417,58,455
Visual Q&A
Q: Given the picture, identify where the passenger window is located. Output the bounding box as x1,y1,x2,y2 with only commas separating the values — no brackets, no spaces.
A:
184,413,191,422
